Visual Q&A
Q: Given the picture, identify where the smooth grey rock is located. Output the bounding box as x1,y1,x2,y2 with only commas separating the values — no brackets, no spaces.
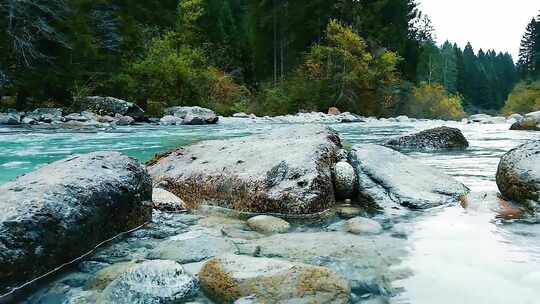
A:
350,144,470,210
159,115,183,126
0,152,152,292
99,260,198,304
0,112,20,125
148,125,342,214
468,114,493,123
164,106,218,125
232,112,250,118
496,140,540,208
252,232,406,296
114,114,135,126
81,96,145,121
334,161,357,199
199,254,350,304
247,215,290,234
64,113,90,122
147,231,237,263
21,117,37,124
346,217,383,235
386,127,469,151
152,188,186,212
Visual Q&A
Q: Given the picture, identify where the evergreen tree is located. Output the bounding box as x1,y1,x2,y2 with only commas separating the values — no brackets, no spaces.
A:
440,41,458,93
518,18,539,78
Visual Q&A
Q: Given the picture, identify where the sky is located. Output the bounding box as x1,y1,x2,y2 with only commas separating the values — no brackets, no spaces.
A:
418,0,540,60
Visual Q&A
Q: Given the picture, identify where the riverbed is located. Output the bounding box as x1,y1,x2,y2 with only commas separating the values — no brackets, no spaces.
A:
1,119,539,303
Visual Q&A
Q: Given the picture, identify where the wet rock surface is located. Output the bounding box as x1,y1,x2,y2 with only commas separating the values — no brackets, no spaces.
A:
386,126,469,151
0,152,152,292
496,140,540,208
99,260,198,304
246,215,290,234
80,96,145,121
199,254,351,304
163,106,218,125
510,111,540,131
350,144,470,211
148,125,342,214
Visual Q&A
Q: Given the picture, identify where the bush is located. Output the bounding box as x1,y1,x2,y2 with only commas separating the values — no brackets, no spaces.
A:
406,83,466,120
502,80,540,115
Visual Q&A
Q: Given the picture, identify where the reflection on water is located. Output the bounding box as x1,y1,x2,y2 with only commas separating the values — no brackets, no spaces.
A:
1,119,540,303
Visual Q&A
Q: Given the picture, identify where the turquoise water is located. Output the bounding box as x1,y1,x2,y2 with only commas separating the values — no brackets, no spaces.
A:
2,119,540,303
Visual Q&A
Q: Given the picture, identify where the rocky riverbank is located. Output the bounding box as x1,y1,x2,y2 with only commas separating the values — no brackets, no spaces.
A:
0,122,539,303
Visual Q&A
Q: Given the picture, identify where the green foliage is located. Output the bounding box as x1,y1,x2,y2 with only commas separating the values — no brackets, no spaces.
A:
277,20,400,116
502,80,540,115
406,83,466,120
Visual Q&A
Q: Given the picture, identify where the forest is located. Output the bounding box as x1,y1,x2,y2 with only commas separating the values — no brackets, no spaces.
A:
0,0,538,119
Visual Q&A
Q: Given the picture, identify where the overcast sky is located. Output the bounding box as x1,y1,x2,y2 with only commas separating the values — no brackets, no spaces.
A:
418,0,540,60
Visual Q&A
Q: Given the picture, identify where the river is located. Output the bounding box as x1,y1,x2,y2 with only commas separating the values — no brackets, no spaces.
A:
1,119,539,303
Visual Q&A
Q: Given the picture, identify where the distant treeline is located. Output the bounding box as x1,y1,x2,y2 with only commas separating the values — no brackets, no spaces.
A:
0,0,523,118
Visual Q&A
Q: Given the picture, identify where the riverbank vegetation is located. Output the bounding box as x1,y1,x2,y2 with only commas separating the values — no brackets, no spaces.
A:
503,15,540,114
0,0,535,119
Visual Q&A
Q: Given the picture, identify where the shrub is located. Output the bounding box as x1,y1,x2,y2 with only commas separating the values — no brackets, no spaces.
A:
406,83,466,120
502,80,540,115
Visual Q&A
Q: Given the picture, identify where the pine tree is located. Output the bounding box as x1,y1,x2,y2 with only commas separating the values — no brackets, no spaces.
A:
440,41,458,93
518,18,538,78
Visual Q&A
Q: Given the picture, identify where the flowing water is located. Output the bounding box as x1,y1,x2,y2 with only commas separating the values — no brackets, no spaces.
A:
1,119,539,303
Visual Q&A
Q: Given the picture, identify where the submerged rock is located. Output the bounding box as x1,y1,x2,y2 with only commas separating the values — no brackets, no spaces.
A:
0,152,152,292
350,144,469,210
148,125,342,214
251,232,406,296
346,217,383,235
247,215,290,234
199,254,350,304
386,126,469,151
496,140,540,208
164,106,218,125
147,231,237,263
99,260,198,304
81,96,145,121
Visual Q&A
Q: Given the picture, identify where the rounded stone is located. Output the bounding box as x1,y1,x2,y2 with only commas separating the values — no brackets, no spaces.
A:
334,161,357,199
496,140,540,208
346,217,383,235
247,215,290,234
99,260,198,304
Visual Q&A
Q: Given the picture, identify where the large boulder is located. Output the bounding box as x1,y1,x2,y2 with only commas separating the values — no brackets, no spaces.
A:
199,254,350,304
81,96,145,121
99,260,198,304
164,106,218,125
510,111,540,131
0,112,20,125
496,141,540,209
0,152,152,292
350,144,469,210
386,126,469,151
148,125,342,214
